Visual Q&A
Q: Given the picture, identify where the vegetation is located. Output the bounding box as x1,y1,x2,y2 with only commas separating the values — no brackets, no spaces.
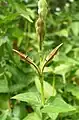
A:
0,0,79,119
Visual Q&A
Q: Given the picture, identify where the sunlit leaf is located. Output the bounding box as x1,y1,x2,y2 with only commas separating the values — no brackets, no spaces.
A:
23,112,41,120
71,22,79,36
35,76,56,98
12,92,41,107
55,29,68,37
42,95,76,113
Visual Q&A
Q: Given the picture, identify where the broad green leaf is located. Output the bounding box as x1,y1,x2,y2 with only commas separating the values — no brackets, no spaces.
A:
0,79,9,93
42,95,76,113
12,92,41,107
0,13,19,25
0,37,7,46
55,29,68,37
71,22,79,36
11,117,19,120
35,76,56,98
7,65,35,89
62,43,72,54
12,28,23,38
54,54,79,66
54,64,72,75
73,48,79,60
75,69,79,77
14,2,34,22
65,84,79,99
48,112,58,120
9,84,26,93
12,104,26,120
54,64,71,83
23,112,41,120
0,110,9,120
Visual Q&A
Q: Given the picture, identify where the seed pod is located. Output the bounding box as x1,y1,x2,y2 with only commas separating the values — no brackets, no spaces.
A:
13,49,28,60
42,43,63,71
13,49,40,74
45,43,63,62
12,49,34,65
35,15,45,50
35,16,44,37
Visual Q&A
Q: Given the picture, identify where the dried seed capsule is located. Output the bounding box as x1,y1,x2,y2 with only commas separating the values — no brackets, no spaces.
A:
12,49,27,60
12,49,33,65
42,43,63,71
35,16,44,37
13,49,40,74
45,43,63,63
35,15,45,50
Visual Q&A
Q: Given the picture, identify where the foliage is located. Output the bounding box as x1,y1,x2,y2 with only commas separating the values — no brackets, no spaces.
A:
0,0,79,120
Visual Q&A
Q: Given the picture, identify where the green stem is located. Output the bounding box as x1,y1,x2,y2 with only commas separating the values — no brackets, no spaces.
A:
52,74,55,96
39,32,45,105
39,49,45,105
39,74,45,105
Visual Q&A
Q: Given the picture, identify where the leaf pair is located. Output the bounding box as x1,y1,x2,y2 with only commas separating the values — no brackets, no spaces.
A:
12,92,76,120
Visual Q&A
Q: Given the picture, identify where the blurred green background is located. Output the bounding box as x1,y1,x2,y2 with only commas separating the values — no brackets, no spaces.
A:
0,0,79,119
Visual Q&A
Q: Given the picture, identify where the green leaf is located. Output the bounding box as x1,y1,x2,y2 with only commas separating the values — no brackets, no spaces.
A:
54,64,72,76
0,37,7,47
35,76,56,98
71,22,79,36
55,29,68,37
54,54,79,66
7,65,35,88
14,2,34,22
42,95,76,113
0,79,9,93
0,110,9,120
9,84,26,93
12,92,41,107
12,28,23,38
23,112,41,120
12,104,26,120
0,13,19,25
0,94,9,110
65,84,79,99
48,113,58,120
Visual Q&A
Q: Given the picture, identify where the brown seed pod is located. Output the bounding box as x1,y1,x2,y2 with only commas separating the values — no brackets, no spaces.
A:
12,49,34,65
35,16,44,38
35,16,44,28
35,16,45,50
45,43,63,62
13,49,28,60
13,49,40,75
42,43,63,71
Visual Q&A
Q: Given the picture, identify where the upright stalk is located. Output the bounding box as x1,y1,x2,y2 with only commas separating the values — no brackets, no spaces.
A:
38,15,45,105
35,0,48,105
39,73,45,105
